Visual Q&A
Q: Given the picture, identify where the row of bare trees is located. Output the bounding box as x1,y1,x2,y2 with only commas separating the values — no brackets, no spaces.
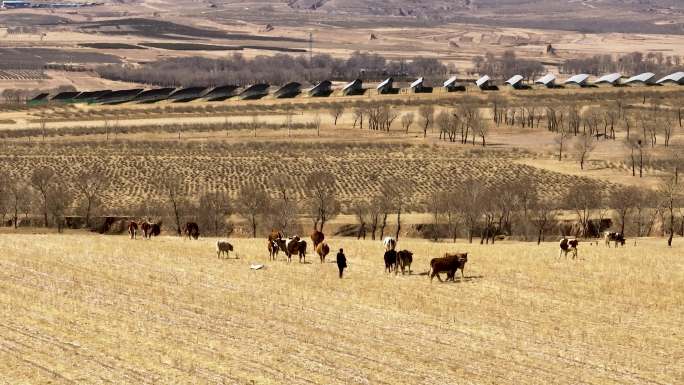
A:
0,166,107,232
418,178,683,245
97,52,448,87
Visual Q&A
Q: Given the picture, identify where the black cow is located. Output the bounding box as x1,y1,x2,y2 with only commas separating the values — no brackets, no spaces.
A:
559,238,579,259
384,250,397,273
184,222,200,240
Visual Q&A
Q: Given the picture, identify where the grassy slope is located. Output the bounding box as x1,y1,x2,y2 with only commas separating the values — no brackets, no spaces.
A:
0,234,681,384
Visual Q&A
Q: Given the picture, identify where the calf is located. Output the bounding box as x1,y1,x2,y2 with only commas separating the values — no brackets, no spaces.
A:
216,240,234,259
384,249,397,273
604,232,626,248
268,240,280,260
559,238,579,259
316,242,330,263
397,249,413,275
429,253,468,283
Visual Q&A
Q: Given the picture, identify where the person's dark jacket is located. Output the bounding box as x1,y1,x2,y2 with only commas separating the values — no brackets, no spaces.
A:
336,252,347,268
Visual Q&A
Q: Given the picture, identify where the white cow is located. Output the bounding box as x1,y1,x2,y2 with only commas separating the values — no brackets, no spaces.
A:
383,236,397,251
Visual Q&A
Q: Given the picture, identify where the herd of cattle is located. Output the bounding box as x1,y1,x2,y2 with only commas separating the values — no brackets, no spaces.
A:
558,231,627,258
126,219,629,280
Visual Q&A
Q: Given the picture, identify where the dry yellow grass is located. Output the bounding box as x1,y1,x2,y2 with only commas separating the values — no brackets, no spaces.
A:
1,234,682,384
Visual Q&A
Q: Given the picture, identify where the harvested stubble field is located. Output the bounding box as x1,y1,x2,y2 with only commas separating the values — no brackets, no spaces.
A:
0,234,682,384
0,141,612,211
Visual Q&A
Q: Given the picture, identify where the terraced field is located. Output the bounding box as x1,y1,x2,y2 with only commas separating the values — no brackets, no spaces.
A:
0,141,612,212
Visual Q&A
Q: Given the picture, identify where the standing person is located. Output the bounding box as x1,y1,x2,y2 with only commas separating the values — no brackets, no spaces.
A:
336,248,347,278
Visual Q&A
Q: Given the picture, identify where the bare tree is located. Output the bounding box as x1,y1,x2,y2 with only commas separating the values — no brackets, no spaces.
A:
418,105,435,138
531,198,556,245
662,110,676,147
401,112,415,134
313,113,322,137
30,167,55,227
74,166,108,228
472,110,488,146
198,191,232,236
47,182,73,233
368,195,386,240
351,200,369,239
157,170,187,236
306,171,340,232
266,178,300,236
236,183,268,238
459,180,484,243
659,176,681,247
610,186,638,235
573,134,596,170
564,184,601,238
4,176,33,228
329,104,344,126
554,126,572,161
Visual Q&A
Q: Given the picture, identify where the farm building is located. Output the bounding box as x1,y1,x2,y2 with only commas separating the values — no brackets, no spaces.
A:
168,87,207,103
51,91,81,103
475,75,491,89
133,88,175,104
535,73,556,88
273,82,301,99
1,1,31,8
342,79,363,96
308,80,332,97
27,92,49,106
594,73,622,86
656,72,684,86
239,84,270,100
376,77,393,94
624,72,655,86
96,89,143,105
203,85,238,102
73,90,111,104
409,77,425,93
505,75,524,89
443,76,465,92
564,74,590,87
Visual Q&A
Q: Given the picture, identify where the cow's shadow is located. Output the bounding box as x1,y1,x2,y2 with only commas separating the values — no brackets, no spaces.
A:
416,271,484,283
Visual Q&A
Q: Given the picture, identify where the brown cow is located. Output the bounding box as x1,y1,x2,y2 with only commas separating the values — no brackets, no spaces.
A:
277,236,301,263
128,221,138,239
429,253,468,282
183,222,200,240
310,230,325,249
316,242,330,263
268,240,280,260
397,249,413,275
140,221,151,239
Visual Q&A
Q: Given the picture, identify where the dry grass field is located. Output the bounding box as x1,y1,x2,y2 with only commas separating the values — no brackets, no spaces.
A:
0,233,682,384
